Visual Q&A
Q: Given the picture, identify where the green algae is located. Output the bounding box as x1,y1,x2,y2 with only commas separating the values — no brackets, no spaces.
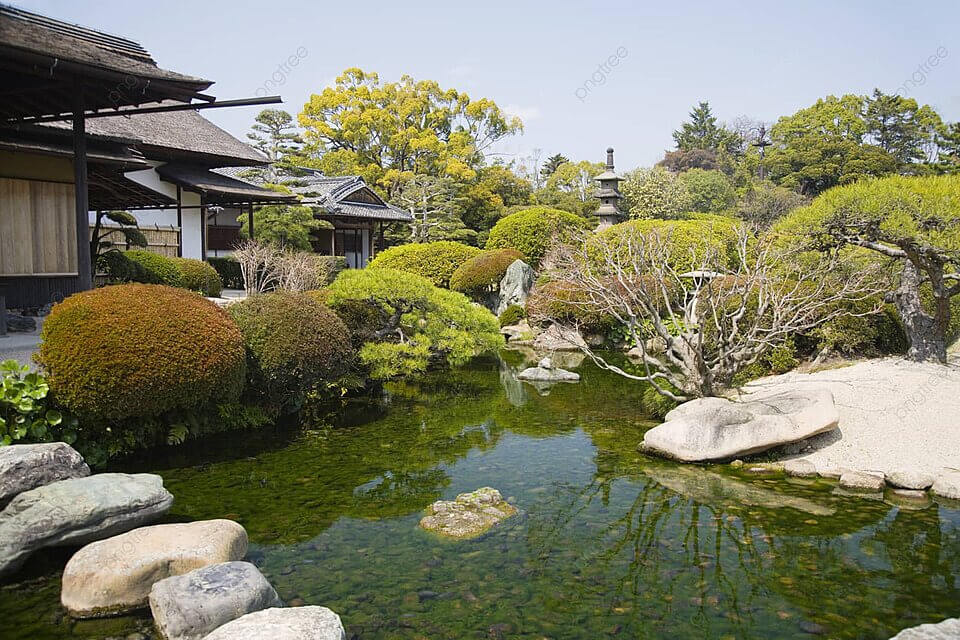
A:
0,353,958,639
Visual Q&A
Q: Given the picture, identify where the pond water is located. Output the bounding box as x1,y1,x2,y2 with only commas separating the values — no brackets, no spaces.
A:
2,352,959,639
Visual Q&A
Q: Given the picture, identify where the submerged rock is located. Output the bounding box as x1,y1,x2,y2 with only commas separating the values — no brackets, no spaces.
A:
203,606,346,640
419,487,517,539
61,519,248,618
0,473,173,577
640,387,839,463
0,443,89,507
149,561,281,640
889,617,960,639
517,357,580,383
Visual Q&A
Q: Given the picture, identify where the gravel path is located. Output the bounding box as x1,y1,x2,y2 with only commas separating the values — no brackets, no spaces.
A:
740,357,960,478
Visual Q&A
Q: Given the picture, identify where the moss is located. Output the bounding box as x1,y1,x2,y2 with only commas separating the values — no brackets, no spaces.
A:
368,241,482,288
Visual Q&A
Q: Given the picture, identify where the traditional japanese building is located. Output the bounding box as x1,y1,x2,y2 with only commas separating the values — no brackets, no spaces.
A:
593,147,624,230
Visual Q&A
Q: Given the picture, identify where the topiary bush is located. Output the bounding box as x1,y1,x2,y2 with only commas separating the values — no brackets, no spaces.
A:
97,250,151,283
228,291,353,413
207,257,244,289
485,207,590,266
450,249,524,299
172,257,223,297
368,241,482,288
498,304,526,327
37,284,246,422
599,215,741,272
525,279,616,334
124,250,183,287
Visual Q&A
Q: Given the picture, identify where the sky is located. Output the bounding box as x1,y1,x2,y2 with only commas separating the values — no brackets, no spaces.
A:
14,0,960,170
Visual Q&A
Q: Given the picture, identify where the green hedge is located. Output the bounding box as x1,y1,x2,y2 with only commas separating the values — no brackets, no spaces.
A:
172,258,223,297
368,241,482,288
450,249,524,298
485,207,590,266
123,250,184,287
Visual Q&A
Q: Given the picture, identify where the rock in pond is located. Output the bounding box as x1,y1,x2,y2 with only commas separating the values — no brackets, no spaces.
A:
782,459,817,478
203,606,346,640
889,617,960,639
640,387,839,463
0,473,173,577
419,487,517,539
0,442,89,507
517,357,580,383
931,469,960,500
500,320,533,343
839,471,885,492
149,561,281,640
496,260,535,316
61,519,248,618
532,323,587,352
886,470,935,491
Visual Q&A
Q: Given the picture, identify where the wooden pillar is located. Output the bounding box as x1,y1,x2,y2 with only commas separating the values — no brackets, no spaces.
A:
73,88,92,290
330,227,336,256
0,295,6,337
176,186,183,257
378,221,384,254
247,203,254,241
200,197,207,260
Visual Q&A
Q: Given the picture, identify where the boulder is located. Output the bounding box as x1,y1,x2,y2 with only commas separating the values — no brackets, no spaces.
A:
517,357,580,383
500,320,533,343
0,473,173,577
203,606,346,640
886,470,935,491
640,387,839,463
782,459,817,478
0,443,89,507
533,323,587,352
495,260,535,315
419,487,517,539
61,519,248,618
5,313,36,333
931,469,960,500
839,471,885,492
149,561,281,640
889,618,960,639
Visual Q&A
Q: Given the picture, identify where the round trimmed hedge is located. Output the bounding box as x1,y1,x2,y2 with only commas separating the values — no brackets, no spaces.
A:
124,250,183,287
172,257,223,297
599,214,741,272
37,284,245,421
485,206,591,266
450,248,524,297
367,241,482,288
228,291,353,412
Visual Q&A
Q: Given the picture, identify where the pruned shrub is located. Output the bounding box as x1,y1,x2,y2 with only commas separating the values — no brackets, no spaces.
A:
173,258,223,297
498,304,526,328
228,291,353,413
98,250,151,284
208,257,244,289
599,215,741,272
450,249,524,298
368,241,482,288
124,250,184,287
485,207,590,266
37,284,245,422
525,279,615,333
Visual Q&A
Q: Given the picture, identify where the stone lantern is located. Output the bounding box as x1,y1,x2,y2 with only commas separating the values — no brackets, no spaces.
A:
593,147,623,230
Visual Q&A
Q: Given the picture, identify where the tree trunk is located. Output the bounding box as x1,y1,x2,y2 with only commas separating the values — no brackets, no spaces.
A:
890,260,946,363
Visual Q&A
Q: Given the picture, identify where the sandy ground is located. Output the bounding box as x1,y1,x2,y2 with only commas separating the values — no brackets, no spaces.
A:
739,356,960,478
0,317,42,369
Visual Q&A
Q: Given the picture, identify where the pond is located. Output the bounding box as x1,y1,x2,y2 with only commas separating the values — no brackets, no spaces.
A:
1,351,959,639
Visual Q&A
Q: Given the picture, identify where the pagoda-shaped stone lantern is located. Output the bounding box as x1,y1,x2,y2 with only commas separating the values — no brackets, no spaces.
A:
593,147,623,230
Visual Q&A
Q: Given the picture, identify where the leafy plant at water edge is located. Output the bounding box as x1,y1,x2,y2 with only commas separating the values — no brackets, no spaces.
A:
0,360,76,446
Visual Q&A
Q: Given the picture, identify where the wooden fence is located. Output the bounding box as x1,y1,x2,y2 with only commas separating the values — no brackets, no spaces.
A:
92,224,180,258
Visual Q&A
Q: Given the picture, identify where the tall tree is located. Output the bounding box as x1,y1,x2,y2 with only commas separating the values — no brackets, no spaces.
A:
245,109,304,183
933,122,960,174
672,101,741,154
540,153,570,179
391,175,476,245
298,68,522,196
863,89,942,166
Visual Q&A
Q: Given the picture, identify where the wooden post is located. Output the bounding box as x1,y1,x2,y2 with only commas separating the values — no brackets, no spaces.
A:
0,295,6,337
247,203,254,241
200,197,207,260
73,88,92,290
378,221,384,254
176,186,183,257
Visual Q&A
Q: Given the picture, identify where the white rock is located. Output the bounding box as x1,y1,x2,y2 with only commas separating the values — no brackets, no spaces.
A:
0,443,89,506
203,606,346,640
61,519,248,618
641,387,839,462
888,617,960,639
532,324,587,352
886,470,935,490
517,365,579,383
839,471,885,492
931,469,960,500
783,459,818,478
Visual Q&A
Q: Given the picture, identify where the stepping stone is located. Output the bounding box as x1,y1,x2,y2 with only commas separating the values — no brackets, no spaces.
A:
931,469,960,500
203,606,346,640
149,561,282,640
886,470,935,490
0,442,89,507
61,519,248,618
0,473,173,577
783,459,817,478
839,471,885,493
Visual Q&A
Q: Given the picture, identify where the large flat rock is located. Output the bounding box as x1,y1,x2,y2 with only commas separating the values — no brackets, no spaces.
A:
61,519,248,618
0,473,173,578
641,387,839,462
419,487,517,539
149,561,281,640
0,443,89,506
203,606,346,640
889,617,960,639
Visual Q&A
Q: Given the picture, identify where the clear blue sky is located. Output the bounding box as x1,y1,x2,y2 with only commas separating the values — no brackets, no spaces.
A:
15,0,960,170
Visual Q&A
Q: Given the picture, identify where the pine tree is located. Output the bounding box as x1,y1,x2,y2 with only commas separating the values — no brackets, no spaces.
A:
540,153,570,180
672,101,741,154
245,109,304,183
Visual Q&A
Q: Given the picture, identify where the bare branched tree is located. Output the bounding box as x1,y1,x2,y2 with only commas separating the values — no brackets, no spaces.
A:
233,240,328,294
534,227,884,401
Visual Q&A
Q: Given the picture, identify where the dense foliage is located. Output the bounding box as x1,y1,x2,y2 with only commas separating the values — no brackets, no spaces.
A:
207,257,244,289
172,257,223,297
599,215,741,272
123,250,184,287
239,205,324,251
498,304,526,327
368,241,482,288
449,248,524,298
326,268,503,379
0,360,74,447
228,292,353,413
37,284,246,422
485,207,590,266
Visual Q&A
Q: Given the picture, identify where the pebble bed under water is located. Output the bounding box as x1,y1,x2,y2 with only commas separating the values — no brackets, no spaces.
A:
1,353,958,639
